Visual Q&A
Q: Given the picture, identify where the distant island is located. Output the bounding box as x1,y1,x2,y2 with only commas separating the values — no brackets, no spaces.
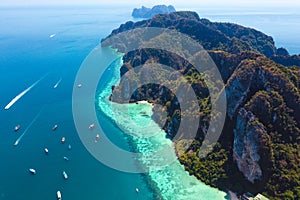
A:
132,5,176,18
103,11,300,200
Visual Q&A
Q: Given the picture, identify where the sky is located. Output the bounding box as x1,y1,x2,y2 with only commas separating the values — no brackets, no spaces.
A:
1,0,300,8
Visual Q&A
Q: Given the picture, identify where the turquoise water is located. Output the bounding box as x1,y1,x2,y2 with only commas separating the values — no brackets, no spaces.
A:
97,54,228,200
0,5,299,200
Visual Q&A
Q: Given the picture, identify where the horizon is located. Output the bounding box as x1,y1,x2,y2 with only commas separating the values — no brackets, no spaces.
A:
1,0,300,9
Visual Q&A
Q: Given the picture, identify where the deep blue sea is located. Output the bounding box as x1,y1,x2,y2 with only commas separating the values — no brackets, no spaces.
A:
0,5,299,200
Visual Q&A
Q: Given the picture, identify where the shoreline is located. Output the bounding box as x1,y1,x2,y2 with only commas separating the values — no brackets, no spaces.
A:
135,100,154,108
98,52,228,199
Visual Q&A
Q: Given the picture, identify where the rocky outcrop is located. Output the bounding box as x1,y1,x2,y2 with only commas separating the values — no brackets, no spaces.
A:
233,108,267,183
132,5,176,18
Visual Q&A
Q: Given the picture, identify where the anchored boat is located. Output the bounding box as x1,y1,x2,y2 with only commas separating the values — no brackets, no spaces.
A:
29,168,36,175
52,124,58,131
62,171,68,180
56,191,61,200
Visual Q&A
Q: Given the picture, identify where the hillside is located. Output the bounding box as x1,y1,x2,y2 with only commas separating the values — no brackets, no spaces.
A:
102,11,300,199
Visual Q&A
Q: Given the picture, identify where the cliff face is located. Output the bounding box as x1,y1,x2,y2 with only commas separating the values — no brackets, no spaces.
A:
233,108,267,183
103,11,300,199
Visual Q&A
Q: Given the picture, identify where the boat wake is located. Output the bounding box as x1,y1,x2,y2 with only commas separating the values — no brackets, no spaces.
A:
53,78,62,89
14,107,44,146
4,75,47,110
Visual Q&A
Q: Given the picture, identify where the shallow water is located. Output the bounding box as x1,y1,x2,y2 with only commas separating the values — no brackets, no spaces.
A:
97,56,228,200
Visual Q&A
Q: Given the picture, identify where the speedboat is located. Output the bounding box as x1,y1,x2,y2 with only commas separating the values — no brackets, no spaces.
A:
52,124,58,131
56,191,62,200
77,83,82,88
136,188,139,193
29,168,36,175
14,125,21,132
62,171,68,179
44,148,49,154
61,137,65,143
13,141,19,146
49,34,56,38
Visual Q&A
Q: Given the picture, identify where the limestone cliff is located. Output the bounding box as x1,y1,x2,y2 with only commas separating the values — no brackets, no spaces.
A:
233,108,267,183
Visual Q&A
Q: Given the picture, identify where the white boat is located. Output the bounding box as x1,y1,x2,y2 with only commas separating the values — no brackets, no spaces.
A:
95,134,100,142
62,171,68,179
68,144,72,150
61,137,65,143
63,156,69,161
14,125,21,132
89,123,95,130
52,124,58,131
56,191,62,200
13,141,19,146
29,168,36,175
53,78,62,89
77,83,82,88
44,148,49,154
49,34,56,38
136,188,139,193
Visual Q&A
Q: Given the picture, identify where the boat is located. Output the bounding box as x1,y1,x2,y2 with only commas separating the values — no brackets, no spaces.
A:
14,125,21,132
63,156,69,161
56,191,62,200
95,134,100,142
29,168,36,175
13,141,19,146
77,83,82,88
44,148,49,154
62,171,68,179
53,78,61,89
52,124,58,131
49,34,56,38
136,188,139,193
61,137,65,143
68,144,72,150
89,123,95,130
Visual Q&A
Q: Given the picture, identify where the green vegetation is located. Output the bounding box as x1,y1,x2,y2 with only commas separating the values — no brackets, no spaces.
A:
104,11,300,199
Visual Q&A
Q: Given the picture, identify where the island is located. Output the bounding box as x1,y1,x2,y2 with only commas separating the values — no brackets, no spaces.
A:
132,5,176,18
103,11,300,200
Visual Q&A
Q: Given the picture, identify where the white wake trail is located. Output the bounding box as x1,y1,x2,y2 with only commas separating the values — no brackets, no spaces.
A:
14,107,44,146
53,78,62,89
4,75,46,110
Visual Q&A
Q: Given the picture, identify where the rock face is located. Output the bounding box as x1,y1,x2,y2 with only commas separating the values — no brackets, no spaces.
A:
103,11,300,199
132,5,176,18
233,108,267,183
